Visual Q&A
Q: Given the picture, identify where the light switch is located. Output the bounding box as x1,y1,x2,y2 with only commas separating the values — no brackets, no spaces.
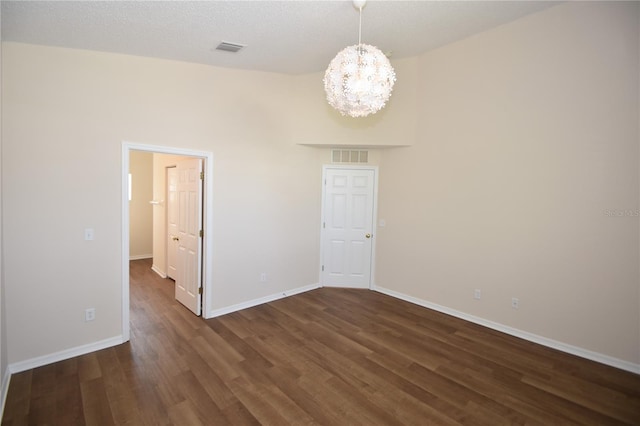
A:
84,228,94,241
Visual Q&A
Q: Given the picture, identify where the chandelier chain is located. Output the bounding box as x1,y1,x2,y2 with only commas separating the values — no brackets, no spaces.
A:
358,6,362,46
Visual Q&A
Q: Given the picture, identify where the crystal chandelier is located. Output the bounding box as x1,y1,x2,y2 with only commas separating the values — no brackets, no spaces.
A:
323,0,396,118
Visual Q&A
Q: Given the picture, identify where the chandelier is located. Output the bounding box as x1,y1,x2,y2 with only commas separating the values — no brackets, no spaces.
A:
323,0,396,118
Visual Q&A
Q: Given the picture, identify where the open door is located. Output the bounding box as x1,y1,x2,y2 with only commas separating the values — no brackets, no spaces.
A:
175,158,203,315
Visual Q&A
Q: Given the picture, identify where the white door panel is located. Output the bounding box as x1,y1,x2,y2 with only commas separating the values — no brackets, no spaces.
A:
167,167,178,280
175,158,203,316
322,168,376,288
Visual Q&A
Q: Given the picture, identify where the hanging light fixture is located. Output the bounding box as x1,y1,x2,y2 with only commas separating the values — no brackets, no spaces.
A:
323,0,396,118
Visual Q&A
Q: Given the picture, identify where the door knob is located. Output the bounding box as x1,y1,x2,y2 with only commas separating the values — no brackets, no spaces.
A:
172,236,179,241
365,233,371,239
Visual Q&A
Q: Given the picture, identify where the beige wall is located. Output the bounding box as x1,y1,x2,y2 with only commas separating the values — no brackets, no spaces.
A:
2,43,324,364
376,2,640,364
129,151,153,259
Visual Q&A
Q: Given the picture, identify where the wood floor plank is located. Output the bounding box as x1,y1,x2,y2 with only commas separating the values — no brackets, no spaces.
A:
219,400,261,426
173,370,230,423
405,361,560,425
2,259,639,425
436,363,621,425
521,373,640,423
95,348,144,426
167,400,206,426
78,353,103,384
80,377,115,426
226,376,294,426
1,371,32,425
54,370,85,425
185,351,243,415
129,385,173,426
26,394,59,426
262,364,343,425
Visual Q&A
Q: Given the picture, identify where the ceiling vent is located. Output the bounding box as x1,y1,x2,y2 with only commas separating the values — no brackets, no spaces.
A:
332,149,369,164
215,41,246,53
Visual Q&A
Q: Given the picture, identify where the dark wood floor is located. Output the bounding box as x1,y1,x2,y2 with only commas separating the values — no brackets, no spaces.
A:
2,259,639,425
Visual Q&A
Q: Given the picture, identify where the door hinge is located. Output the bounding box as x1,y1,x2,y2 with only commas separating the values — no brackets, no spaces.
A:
199,229,203,238
200,171,204,180
323,222,325,229
198,287,203,295
322,265,324,271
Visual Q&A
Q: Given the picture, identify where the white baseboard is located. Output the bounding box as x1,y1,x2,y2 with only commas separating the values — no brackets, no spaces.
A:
129,254,152,260
1,365,10,421
151,264,167,279
207,283,321,319
8,335,125,375
374,286,640,375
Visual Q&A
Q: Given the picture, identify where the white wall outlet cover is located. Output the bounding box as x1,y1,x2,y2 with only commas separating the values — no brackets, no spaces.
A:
85,308,96,321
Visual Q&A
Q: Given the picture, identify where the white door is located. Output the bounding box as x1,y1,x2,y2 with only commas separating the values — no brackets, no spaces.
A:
166,166,178,280
175,158,204,315
321,167,376,288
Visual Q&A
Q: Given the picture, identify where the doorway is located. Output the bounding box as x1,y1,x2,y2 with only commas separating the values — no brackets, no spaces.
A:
121,142,214,342
320,165,378,289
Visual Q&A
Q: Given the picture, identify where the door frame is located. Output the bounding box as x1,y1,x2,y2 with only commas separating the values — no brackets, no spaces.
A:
320,164,379,289
121,141,214,342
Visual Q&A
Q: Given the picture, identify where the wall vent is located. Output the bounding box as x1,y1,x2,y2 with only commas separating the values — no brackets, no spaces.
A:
331,149,369,164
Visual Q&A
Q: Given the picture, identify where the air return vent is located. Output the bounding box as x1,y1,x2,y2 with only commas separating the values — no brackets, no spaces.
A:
331,149,369,164
215,41,246,53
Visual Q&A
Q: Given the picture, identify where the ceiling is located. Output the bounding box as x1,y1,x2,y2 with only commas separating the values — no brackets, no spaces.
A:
1,1,559,75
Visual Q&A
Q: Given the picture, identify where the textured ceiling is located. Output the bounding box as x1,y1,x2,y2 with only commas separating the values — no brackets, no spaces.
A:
1,1,559,75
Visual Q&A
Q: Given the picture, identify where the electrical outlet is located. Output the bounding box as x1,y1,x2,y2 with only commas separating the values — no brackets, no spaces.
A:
511,297,519,309
260,273,267,283
85,308,96,322
474,289,481,300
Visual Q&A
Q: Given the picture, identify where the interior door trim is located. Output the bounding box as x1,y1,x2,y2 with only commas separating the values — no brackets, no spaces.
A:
121,141,214,342
319,164,379,290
